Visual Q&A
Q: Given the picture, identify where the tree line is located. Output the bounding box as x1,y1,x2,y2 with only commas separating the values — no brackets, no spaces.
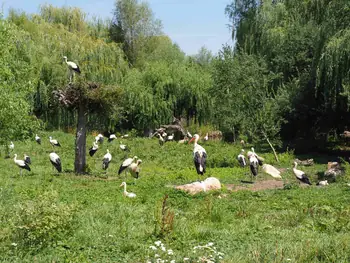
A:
1,0,349,152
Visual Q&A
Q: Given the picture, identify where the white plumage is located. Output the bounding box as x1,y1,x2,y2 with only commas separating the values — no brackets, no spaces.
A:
119,141,128,151
102,149,112,170
108,134,117,142
118,156,138,175
237,149,246,167
95,134,104,144
14,154,31,175
120,182,136,198
35,134,41,144
189,134,207,175
63,56,81,83
49,136,61,147
204,133,209,141
249,155,259,177
49,152,62,172
89,142,99,157
293,162,312,185
167,134,174,141
127,159,142,179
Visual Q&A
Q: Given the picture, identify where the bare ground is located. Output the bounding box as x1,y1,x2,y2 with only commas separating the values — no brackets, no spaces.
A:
226,179,285,192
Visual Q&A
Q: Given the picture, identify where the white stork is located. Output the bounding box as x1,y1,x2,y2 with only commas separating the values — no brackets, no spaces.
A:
237,149,246,167
95,134,104,144
293,162,312,185
248,153,259,180
49,136,61,147
49,152,62,173
63,56,81,83
251,147,264,166
157,133,165,146
118,156,138,177
35,134,41,145
120,182,136,198
102,149,112,170
108,134,117,143
127,159,142,180
204,133,209,141
14,154,31,175
188,134,207,175
119,141,129,151
89,142,99,157
24,154,31,165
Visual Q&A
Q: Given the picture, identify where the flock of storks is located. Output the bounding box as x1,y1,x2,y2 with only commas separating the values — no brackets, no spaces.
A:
9,55,318,188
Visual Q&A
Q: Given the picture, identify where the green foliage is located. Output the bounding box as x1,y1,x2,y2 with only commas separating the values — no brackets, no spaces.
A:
10,190,76,249
0,132,349,262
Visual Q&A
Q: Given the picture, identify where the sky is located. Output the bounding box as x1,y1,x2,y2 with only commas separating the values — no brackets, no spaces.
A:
2,0,233,55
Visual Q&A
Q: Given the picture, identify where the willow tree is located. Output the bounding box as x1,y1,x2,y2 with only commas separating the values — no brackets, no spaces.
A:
54,81,123,174
0,17,39,151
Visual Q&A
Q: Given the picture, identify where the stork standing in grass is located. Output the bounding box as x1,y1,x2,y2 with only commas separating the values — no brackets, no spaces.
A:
189,134,207,175
247,151,259,181
108,134,117,143
119,141,129,152
204,133,209,141
14,154,31,175
49,136,61,148
293,161,312,185
127,159,142,183
118,156,138,177
89,142,99,157
251,147,264,166
157,133,165,146
102,149,112,170
63,56,81,83
237,149,246,167
49,152,62,173
95,134,104,144
35,134,41,145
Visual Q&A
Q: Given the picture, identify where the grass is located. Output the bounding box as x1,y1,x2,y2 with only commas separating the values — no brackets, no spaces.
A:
0,131,350,262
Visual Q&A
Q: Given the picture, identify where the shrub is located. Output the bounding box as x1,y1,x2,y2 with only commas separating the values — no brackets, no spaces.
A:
10,190,77,249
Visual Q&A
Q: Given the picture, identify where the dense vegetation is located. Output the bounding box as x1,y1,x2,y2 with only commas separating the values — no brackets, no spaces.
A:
1,133,350,262
1,1,350,261
1,0,349,150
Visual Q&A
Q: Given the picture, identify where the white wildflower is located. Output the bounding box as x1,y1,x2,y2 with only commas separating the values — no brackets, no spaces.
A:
149,245,157,250
155,254,160,258
161,245,166,251
108,234,113,237
170,260,175,263
167,249,174,255
183,258,189,261
207,242,214,246
11,243,17,247
155,240,162,246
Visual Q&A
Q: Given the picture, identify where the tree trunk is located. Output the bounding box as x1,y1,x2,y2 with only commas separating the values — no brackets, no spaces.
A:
263,132,279,162
75,102,87,174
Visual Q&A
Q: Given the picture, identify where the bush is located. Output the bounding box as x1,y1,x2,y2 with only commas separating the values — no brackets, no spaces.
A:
10,190,77,249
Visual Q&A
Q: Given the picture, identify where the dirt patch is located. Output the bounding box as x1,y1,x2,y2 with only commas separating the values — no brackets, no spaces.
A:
226,180,284,192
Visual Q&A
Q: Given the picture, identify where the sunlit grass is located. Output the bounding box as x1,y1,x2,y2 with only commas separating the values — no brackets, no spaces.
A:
0,132,349,262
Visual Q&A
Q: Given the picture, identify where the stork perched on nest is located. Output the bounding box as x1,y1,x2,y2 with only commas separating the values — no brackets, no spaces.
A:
63,56,81,83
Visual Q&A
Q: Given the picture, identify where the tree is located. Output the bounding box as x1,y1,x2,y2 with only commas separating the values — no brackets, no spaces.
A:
54,81,123,174
109,0,163,66
0,18,40,150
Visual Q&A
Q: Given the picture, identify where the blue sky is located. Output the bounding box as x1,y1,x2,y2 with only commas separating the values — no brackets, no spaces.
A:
2,0,233,55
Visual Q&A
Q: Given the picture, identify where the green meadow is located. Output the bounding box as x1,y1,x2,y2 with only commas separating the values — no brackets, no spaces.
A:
1,132,350,262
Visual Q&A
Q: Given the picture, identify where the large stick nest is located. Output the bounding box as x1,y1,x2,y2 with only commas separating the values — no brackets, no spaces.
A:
53,82,104,112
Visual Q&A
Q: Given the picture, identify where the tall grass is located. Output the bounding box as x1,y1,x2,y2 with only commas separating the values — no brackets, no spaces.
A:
0,132,349,262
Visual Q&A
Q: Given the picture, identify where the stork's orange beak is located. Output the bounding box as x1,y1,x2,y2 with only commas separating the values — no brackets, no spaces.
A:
188,137,195,144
